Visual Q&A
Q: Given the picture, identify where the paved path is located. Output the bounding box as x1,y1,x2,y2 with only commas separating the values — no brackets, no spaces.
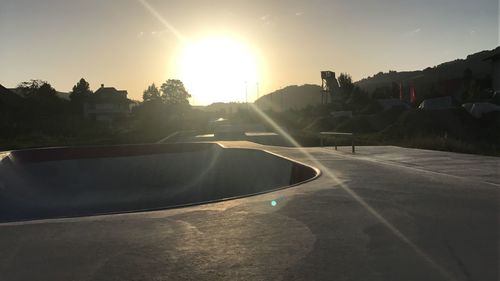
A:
0,144,498,281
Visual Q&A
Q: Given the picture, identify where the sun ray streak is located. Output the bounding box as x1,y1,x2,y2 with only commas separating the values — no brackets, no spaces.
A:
137,0,188,45
248,103,456,281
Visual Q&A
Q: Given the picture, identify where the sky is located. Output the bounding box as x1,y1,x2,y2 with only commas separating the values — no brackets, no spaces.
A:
0,0,498,105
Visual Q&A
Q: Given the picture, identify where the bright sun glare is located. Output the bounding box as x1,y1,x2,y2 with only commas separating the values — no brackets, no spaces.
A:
177,36,260,105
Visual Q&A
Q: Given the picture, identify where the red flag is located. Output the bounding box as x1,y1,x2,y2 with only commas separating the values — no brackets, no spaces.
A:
410,82,416,104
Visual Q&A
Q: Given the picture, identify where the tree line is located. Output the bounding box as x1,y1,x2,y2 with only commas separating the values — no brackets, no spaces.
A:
0,77,202,149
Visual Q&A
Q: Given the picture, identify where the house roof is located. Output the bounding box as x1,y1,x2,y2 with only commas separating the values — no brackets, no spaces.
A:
91,86,130,104
94,87,127,97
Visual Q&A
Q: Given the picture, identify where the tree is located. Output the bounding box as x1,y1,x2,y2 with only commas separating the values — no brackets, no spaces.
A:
338,73,354,98
349,86,369,102
17,80,64,115
142,83,161,103
38,83,58,98
69,78,92,114
160,79,191,105
70,78,92,104
17,79,59,100
17,79,47,98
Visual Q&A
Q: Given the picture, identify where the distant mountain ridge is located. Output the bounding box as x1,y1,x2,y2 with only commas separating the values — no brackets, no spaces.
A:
252,46,498,110
255,84,322,111
355,47,499,95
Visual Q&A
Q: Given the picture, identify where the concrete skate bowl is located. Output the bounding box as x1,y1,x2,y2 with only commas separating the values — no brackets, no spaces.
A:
0,143,318,222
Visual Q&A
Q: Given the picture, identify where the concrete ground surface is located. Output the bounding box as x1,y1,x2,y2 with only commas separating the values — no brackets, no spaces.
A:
0,143,498,281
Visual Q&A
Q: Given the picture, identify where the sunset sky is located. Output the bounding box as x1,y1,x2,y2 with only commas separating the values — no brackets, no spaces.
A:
0,0,498,105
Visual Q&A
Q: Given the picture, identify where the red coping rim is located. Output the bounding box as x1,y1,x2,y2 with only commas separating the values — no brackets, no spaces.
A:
8,143,217,164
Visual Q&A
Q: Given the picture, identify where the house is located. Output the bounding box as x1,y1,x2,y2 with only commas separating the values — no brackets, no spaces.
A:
84,84,131,122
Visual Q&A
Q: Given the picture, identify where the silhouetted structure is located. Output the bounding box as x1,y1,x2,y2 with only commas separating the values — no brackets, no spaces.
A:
84,84,131,123
320,71,340,104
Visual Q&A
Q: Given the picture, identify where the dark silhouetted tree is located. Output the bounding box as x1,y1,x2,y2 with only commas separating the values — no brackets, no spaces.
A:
37,83,57,98
160,79,191,105
18,80,65,115
348,86,370,110
69,78,92,113
17,79,47,98
338,73,354,98
18,80,59,101
142,83,161,103
70,78,92,102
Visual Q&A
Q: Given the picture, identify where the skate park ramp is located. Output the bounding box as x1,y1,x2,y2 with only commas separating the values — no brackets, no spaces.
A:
0,143,317,222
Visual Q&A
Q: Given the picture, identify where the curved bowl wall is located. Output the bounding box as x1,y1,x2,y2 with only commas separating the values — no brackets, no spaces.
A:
0,143,318,222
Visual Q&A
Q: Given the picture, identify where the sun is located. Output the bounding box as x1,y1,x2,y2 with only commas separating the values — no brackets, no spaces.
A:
177,36,260,105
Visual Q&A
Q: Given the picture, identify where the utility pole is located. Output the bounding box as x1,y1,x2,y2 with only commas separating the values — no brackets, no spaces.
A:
245,81,248,111
256,82,260,108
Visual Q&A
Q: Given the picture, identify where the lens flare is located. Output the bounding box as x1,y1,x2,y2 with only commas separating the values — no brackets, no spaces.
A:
248,103,454,281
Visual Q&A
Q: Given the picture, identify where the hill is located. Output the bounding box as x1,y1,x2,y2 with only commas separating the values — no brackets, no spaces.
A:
355,47,499,97
0,84,23,109
202,102,249,114
253,47,498,112
255,84,322,111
